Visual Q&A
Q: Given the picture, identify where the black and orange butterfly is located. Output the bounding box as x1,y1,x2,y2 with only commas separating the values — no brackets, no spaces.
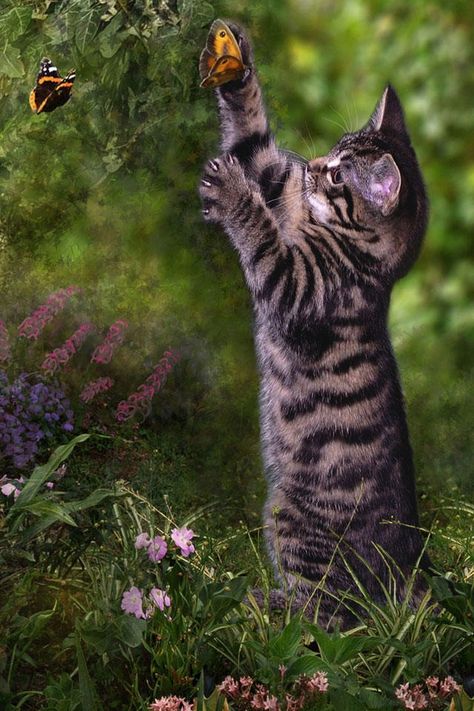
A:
29,58,76,114
199,19,247,88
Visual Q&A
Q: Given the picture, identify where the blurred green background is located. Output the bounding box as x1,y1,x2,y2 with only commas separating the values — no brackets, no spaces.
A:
0,0,472,527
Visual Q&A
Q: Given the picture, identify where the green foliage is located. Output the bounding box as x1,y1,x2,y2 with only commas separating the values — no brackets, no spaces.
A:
1,444,472,708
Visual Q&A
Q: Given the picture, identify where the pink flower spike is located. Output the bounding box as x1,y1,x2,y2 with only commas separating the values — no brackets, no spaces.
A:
439,676,461,698
91,319,128,365
115,348,180,422
149,587,171,611
147,535,168,562
149,697,192,711
171,526,195,557
79,377,114,403
121,586,145,619
45,481,54,489
18,287,80,340
135,532,152,550
308,671,329,693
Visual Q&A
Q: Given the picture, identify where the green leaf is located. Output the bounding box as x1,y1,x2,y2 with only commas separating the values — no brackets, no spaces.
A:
268,615,303,661
98,12,125,58
0,7,32,42
0,41,24,78
18,607,56,642
75,632,100,711
75,6,101,54
329,688,366,711
286,653,332,678
305,623,338,662
65,487,124,513
11,434,91,510
116,615,146,648
16,499,77,527
359,688,391,709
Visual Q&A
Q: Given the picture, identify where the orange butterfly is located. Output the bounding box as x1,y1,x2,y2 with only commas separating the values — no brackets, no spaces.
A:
199,19,246,88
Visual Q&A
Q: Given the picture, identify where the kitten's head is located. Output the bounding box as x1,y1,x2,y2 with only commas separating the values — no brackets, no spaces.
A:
304,85,428,279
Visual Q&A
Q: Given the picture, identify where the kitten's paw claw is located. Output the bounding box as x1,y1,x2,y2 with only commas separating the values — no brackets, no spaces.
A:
199,154,247,224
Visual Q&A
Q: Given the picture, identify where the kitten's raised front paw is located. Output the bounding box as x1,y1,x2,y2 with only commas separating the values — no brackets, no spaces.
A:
199,153,249,224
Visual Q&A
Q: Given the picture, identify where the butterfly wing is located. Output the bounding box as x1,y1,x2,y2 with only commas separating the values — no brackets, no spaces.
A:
200,56,245,88
30,60,76,114
199,19,245,88
205,19,243,61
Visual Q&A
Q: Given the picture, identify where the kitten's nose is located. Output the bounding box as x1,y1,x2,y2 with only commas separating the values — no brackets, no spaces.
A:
308,157,326,174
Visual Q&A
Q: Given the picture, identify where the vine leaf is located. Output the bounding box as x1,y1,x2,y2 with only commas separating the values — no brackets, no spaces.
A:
0,7,32,43
75,6,101,54
0,41,24,78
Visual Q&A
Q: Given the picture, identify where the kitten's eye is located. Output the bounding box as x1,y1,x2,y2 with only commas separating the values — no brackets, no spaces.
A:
329,167,344,185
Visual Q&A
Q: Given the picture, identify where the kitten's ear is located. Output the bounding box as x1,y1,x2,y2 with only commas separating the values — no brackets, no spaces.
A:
367,153,401,216
366,84,409,137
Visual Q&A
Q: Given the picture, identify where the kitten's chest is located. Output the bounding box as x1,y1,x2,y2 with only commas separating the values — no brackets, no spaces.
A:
255,319,391,444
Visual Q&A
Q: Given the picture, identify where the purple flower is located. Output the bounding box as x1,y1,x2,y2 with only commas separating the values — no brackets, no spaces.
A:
147,535,168,563
171,527,195,557
121,586,145,619
0,373,74,468
149,587,171,612
135,532,152,550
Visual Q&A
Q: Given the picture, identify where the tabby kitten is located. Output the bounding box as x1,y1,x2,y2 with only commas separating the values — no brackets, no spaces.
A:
199,23,430,628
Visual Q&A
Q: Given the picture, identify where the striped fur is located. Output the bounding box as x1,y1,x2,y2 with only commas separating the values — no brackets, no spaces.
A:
199,23,429,628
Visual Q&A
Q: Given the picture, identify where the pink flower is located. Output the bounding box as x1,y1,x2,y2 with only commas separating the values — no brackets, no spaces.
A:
115,349,180,422
41,323,94,376
121,586,145,619
439,676,461,698
395,683,428,710
18,286,80,340
307,671,329,693
171,526,195,557
1,481,20,498
218,676,240,699
0,320,11,362
149,696,192,711
149,587,171,611
79,377,114,403
45,482,54,489
285,694,304,711
135,532,152,550
91,319,128,364
147,535,168,562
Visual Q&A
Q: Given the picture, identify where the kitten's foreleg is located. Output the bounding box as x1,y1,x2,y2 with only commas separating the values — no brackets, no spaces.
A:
199,154,290,298
215,23,269,153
